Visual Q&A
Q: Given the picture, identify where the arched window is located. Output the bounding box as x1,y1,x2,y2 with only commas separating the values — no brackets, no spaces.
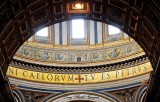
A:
71,19,85,39
108,25,120,35
35,27,49,37
34,27,51,43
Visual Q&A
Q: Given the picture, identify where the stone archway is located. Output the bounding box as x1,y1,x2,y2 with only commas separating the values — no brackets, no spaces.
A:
0,0,160,101
69,101,94,102
40,92,122,102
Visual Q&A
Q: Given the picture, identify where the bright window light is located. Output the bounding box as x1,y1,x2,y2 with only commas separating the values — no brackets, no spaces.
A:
72,19,85,39
108,25,120,35
36,27,48,37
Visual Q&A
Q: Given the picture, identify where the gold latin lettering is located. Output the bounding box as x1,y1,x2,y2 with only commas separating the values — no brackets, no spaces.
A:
68,75,74,82
126,68,130,75
116,71,119,78
47,74,53,81
15,68,18,76
143,64,147,71
102,73,105,80
61,75,65,81
6,62,152,84
84,75,88,81
132,67,136,74
8,67,14,75
55,75,60,81
30,73,35,79
121,70,124,77
137,66,141,72
91,74,95,80
42,73,44,80
36,73,40,79
106,73,110,79
23,71,28,77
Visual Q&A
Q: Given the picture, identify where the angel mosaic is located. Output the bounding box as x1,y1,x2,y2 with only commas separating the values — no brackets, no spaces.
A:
108,48,120,58
38,50,50,60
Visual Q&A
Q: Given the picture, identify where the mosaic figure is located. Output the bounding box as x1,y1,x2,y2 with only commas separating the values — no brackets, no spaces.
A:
109,48,120,58
38,50,50,60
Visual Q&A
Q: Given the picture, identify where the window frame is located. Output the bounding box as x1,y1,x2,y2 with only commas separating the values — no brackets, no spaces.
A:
71,19,85,39
69,19,88,44
34,26,52,43
108,25,121,36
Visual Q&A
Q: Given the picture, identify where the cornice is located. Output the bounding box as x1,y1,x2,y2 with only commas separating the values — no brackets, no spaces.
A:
10,55,149,74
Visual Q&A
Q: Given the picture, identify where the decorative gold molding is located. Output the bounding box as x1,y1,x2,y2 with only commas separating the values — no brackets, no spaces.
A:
7,62,152,84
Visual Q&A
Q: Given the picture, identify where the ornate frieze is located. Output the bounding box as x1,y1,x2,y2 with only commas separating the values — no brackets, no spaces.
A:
15,41,143,65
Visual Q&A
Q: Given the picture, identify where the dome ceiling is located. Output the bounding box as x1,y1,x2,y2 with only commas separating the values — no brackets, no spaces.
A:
14,20,145,67
8,19,152,95
9,19,151,88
